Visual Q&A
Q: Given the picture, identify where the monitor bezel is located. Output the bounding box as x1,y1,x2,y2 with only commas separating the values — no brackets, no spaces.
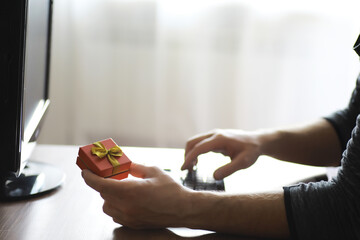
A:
0,0,53,177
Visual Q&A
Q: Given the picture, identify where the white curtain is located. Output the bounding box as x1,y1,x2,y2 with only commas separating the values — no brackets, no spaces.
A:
39,0,360,148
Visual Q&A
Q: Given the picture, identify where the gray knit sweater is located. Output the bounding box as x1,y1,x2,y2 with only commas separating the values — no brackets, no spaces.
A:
283,35,360,240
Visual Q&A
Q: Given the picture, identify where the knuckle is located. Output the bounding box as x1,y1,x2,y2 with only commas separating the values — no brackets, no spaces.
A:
148,165,161,174
100,189,111,198
148,165,158,171
121,212,137,227
102,202,111,214
112,217,121,224
99,192,107,199
98,183,113,196
96,182,107,194
213,129,224,138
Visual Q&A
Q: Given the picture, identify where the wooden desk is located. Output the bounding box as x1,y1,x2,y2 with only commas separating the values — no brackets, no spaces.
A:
0,144,327,240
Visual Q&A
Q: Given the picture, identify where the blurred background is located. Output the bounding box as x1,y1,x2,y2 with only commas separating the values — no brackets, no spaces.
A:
38,0,360,148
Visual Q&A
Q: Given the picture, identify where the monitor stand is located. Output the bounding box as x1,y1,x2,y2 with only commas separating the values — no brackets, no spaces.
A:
0,161,65,201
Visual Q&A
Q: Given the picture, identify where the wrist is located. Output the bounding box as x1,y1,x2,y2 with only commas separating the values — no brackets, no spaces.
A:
180,190,223,230
179,190,289,238
254,128,280,156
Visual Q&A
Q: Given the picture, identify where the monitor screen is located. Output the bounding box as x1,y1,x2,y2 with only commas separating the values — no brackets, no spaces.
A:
21,0,51,169
23,0,51,141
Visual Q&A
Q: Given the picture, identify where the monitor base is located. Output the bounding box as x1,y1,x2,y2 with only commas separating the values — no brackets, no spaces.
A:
0,161,65,201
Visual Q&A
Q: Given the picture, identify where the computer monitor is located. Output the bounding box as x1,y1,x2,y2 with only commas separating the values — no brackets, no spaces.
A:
0,0,64,200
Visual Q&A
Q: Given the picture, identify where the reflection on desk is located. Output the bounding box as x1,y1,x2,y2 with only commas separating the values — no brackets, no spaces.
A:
112,227,276,240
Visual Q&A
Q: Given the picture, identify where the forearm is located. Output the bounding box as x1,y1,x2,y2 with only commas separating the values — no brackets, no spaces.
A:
257,119,342,166
182,190,289,239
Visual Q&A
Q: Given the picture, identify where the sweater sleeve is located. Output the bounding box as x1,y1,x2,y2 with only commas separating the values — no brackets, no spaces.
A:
324,74,360,152
283,36,360,239
283,114,360,239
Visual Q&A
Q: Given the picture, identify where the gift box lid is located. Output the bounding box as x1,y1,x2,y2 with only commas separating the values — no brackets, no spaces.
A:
78,138,131,177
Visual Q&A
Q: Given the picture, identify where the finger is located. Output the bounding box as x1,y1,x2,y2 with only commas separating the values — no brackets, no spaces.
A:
129,163,160,179
182,135,222,170
103,201,112,216
103,201,126,225
185,131,215,156
82,169,125,195
112,217,122,225
213,162,239,180
181,157,198,171
82,169,108,192
103,200,117,217
213,152,251,180
100,190,120,202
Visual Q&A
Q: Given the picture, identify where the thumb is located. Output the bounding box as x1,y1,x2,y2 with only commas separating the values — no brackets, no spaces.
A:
129,163,160,179
213,152,253,180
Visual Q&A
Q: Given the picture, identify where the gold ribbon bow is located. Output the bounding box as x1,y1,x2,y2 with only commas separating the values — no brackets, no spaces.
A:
91,141,122,169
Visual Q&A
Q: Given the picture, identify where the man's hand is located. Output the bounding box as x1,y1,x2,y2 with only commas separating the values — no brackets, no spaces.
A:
182,129,262,180
82,163,289,238
81,163,193,229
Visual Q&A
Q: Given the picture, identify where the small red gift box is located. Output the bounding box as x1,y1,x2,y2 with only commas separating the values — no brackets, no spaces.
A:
76,138,132,180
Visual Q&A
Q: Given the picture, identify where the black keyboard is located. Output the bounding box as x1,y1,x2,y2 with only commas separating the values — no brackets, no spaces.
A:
181,169,225,191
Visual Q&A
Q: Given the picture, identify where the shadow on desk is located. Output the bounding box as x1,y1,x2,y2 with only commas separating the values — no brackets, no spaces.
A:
112,227,280,240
